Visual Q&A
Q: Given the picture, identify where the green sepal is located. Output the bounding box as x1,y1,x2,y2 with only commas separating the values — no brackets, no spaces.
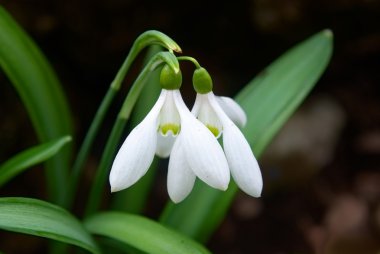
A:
193,67,213,94
160,64,182,90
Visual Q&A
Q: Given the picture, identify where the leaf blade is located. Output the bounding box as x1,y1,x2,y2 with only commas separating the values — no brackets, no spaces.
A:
0,136,72,187
0,6,73,204
0,198,100,254
85,212,211,254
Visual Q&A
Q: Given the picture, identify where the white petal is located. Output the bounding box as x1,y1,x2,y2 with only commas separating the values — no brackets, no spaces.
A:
155,132,176,158
223,123,263,197
190,92,202,116
216,96,247,128
109,118,156,192
192,93,223,138
209,93,263,197
173,90,230,190
167,137,196,203
109,90,167,192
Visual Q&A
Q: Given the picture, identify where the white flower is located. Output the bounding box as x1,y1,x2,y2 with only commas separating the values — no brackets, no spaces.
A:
191,92,263,198
109,89,230,201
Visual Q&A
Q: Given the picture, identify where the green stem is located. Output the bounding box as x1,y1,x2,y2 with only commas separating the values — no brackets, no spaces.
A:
84,52,179,217
65,30,181,209
177,56,201,68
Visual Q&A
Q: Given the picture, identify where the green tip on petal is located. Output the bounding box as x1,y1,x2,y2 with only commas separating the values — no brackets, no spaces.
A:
160,123,180,135
193,67,213,94
206,125,220,137
160,64,182,90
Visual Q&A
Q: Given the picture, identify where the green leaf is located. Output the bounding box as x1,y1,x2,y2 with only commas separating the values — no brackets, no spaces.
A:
0,198,100,254
0,6,73,204
160,29,333,241
0,136,72,187
84,212,211,254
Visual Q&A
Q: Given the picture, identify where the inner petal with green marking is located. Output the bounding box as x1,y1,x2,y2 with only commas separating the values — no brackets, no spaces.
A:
159,90,181,136
196,94,223,138
159,123,180,136
206,124,220,137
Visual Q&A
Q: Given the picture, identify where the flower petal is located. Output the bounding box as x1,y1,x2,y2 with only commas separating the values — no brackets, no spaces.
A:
158,90,181,136
216,96,247,128
167,137,196,203
223,123,263,197
190,92,202,116
209,93,263,197
155,132,176,158
109,90,167,192
173,90,230,190
192,93,223,138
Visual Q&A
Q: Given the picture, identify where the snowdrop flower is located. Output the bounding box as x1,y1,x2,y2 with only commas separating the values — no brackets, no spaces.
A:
190,67,263,198
110,65,230,201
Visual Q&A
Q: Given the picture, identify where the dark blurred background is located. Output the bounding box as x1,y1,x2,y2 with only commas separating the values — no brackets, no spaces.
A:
0,0,379,253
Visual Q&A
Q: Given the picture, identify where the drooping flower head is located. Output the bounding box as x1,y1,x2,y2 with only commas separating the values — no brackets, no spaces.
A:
190,67,263,198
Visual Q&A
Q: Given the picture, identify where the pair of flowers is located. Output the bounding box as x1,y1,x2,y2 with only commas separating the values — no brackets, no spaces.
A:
109,65,263,203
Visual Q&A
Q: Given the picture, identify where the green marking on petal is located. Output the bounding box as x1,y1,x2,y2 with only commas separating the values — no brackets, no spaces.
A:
160,123,180,135
206,125,220,137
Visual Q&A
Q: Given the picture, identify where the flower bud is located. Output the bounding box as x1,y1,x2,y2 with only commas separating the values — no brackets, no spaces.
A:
160,64,182,90
192,67,213,94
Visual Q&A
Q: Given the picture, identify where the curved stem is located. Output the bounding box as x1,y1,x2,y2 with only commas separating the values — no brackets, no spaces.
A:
177,56,201,69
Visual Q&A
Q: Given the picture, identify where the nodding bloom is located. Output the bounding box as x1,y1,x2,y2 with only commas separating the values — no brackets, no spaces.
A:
189,67,263,199
109,65,230,202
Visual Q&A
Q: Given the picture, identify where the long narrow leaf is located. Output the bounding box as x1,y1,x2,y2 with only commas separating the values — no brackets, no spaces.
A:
85,212,211,254
0,198,100,254
0,136,71,187
160,29,333,241
0,6,73,204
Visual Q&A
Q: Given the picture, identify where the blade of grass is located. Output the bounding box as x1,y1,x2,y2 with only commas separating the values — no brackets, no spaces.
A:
0,136,71,187
0,197,100,254
85,212,211,254
160,29,334,242
0,6,73,205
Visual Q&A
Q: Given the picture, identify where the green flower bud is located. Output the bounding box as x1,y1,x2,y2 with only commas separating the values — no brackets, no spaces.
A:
192,67,213,94
160,64,182,90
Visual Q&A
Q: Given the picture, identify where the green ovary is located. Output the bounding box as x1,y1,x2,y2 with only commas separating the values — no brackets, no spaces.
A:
206,125,220,137
160,123,180,135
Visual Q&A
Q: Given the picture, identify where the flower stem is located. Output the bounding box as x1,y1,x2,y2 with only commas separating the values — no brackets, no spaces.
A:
65,31,181,209
84,51,179,217
177,56,201,68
